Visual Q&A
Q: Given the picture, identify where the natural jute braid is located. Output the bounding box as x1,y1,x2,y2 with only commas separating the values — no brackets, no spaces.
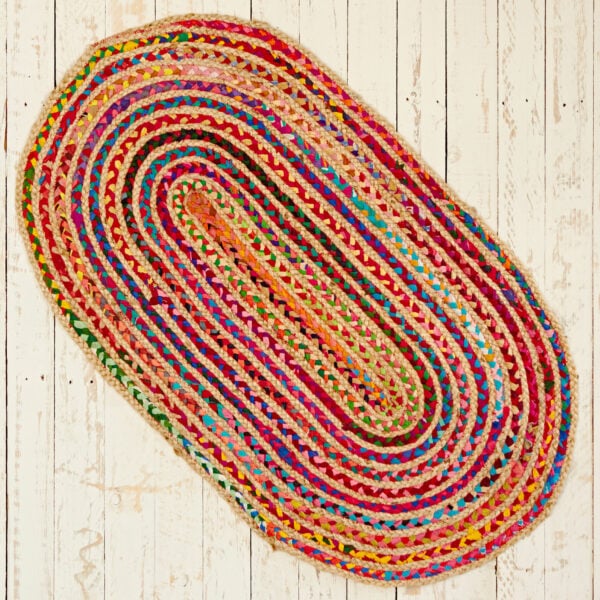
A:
17,14,576,585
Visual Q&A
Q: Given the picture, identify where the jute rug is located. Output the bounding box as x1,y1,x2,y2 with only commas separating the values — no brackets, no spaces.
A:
18,15,576,585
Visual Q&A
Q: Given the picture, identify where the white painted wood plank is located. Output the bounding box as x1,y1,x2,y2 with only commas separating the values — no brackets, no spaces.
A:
244,3,306,598
0,0,7,596
100,5,159,600
395,6,445,600
543,1,594,598
251,2,300,42
346,1,396,597
446,0,498,225
300,0,347,84
151,444,204,600
348,0,397,125
440,1,498,597
396,0,446,177
593,4,600,600
53,3,106,599
159,0,250,15
198,481,251,600
148,5,207,598
4,3,599,599
298,2,348,597
102,401,159,600
495,2,546,599
154,6,253,599
6,0,56,598
157,5,251,600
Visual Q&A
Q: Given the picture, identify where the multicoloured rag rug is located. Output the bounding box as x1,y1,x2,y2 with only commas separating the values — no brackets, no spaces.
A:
19,14,575,585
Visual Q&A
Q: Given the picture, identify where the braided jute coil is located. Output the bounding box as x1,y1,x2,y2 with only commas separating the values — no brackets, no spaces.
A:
18,14,576,585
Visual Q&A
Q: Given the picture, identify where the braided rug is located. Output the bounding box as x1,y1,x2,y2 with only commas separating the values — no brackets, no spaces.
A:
19,15,575,585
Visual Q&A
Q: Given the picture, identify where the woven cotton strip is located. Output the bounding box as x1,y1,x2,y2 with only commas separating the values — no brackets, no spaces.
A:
19,15,575,584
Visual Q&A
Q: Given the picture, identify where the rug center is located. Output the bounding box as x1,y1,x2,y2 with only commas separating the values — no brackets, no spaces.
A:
178,179,424,437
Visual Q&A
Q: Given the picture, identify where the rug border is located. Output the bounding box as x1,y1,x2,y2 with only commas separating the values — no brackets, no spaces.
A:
14,12,579,588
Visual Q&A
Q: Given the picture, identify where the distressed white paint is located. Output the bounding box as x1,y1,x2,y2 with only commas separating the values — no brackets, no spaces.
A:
3,1,596,599
593,5,600,600
0,0,7,597
53,4,106,600
6,1,56,600
543,1,593,599
346,4,396,600
394,7,447,600
440,3,499,598
495,2,546,599
297,3,348,598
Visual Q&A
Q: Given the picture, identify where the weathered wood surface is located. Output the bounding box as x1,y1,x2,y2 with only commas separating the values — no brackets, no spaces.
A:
3,1,595,598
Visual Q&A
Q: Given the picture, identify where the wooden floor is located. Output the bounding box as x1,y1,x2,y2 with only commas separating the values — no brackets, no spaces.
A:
2,1,597,598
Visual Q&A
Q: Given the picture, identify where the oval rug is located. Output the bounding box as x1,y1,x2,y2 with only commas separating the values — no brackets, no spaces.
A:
18,14,576,585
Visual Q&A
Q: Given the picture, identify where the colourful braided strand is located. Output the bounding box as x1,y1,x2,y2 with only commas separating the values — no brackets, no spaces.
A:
19,15,574,584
